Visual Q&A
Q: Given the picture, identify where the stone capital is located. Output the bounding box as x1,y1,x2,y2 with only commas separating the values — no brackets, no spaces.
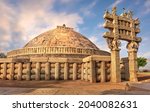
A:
107,38,121,51
127,41,139,52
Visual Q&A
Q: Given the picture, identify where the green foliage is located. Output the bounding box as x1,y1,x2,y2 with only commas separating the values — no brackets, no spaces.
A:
0,53,6,58
137,57,147,68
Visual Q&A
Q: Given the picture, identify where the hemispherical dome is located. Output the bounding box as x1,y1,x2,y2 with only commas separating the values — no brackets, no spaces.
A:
24,24,99,50
7,25,110,58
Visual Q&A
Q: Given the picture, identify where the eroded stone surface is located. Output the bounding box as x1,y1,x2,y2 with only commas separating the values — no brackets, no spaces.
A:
24,25,99,49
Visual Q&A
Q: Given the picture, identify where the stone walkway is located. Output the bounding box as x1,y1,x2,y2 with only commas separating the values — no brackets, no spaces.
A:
0,80,150,95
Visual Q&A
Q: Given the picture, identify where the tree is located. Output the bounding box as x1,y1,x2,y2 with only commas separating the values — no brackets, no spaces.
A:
137,57,147,70
0,53,6,58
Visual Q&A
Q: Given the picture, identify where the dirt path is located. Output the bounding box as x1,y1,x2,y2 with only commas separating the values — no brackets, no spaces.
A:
0,80,150,95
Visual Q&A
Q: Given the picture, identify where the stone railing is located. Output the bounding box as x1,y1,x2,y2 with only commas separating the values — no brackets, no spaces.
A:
0,58,82,81
7,46,99,57
0,56,111,83
82,55,111,83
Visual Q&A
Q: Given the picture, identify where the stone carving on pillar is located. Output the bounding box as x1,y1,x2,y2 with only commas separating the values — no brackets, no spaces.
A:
106,38,121,82
107,38,121,51
127,41,139,52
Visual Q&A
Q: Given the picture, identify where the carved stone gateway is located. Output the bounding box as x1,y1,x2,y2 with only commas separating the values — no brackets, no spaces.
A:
103,7,142,82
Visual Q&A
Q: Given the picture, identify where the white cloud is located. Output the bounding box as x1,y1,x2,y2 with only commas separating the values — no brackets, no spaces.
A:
141,59,150,70
144,0,150,14
0,0,83,52
0,1,16,50
140,52,150,58
97,23,103,29
59,0,73,4
108,0,124,8
135,0,141,5
80,0,97,16
89,36,109,51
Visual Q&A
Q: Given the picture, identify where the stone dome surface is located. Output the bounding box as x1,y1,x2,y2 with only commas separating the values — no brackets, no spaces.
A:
24,25,99,50
7,25,110,58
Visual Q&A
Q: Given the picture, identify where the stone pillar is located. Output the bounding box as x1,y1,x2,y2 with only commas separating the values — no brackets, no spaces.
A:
64,62,68,80
2,63,7,80
121,58,129,80
17,63,22,80
26,63,31,80
55,62,59,80
45,62,50,80
89,60,96,83
10,62,15,80
81,63,84,80
73,63,77,80
104,7,121,83
111,49,121,82
101,61,106,82
106,38,121,83
35,62,40,80
127,41,139,82
128,50,138,82
85,62,88,81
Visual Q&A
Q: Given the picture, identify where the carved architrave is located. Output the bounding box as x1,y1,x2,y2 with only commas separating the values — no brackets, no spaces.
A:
127,41,139,52
107,38,121,51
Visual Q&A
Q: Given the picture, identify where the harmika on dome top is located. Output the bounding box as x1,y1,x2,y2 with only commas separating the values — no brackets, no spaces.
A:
7,24,110,58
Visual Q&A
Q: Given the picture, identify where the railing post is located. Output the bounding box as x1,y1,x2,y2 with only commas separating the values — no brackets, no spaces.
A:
64,62,68,80
101,61,106,82
17,63,22,80
45,62,50,80
73,63,77,80
35,62,40,80
26,63,31,80
2,63,7,80
55,63,59,80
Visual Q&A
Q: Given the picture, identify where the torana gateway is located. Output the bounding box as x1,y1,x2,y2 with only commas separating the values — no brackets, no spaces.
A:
0,7,141,83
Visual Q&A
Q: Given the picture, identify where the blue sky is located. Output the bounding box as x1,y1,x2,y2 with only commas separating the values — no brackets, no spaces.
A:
0,0,150,68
